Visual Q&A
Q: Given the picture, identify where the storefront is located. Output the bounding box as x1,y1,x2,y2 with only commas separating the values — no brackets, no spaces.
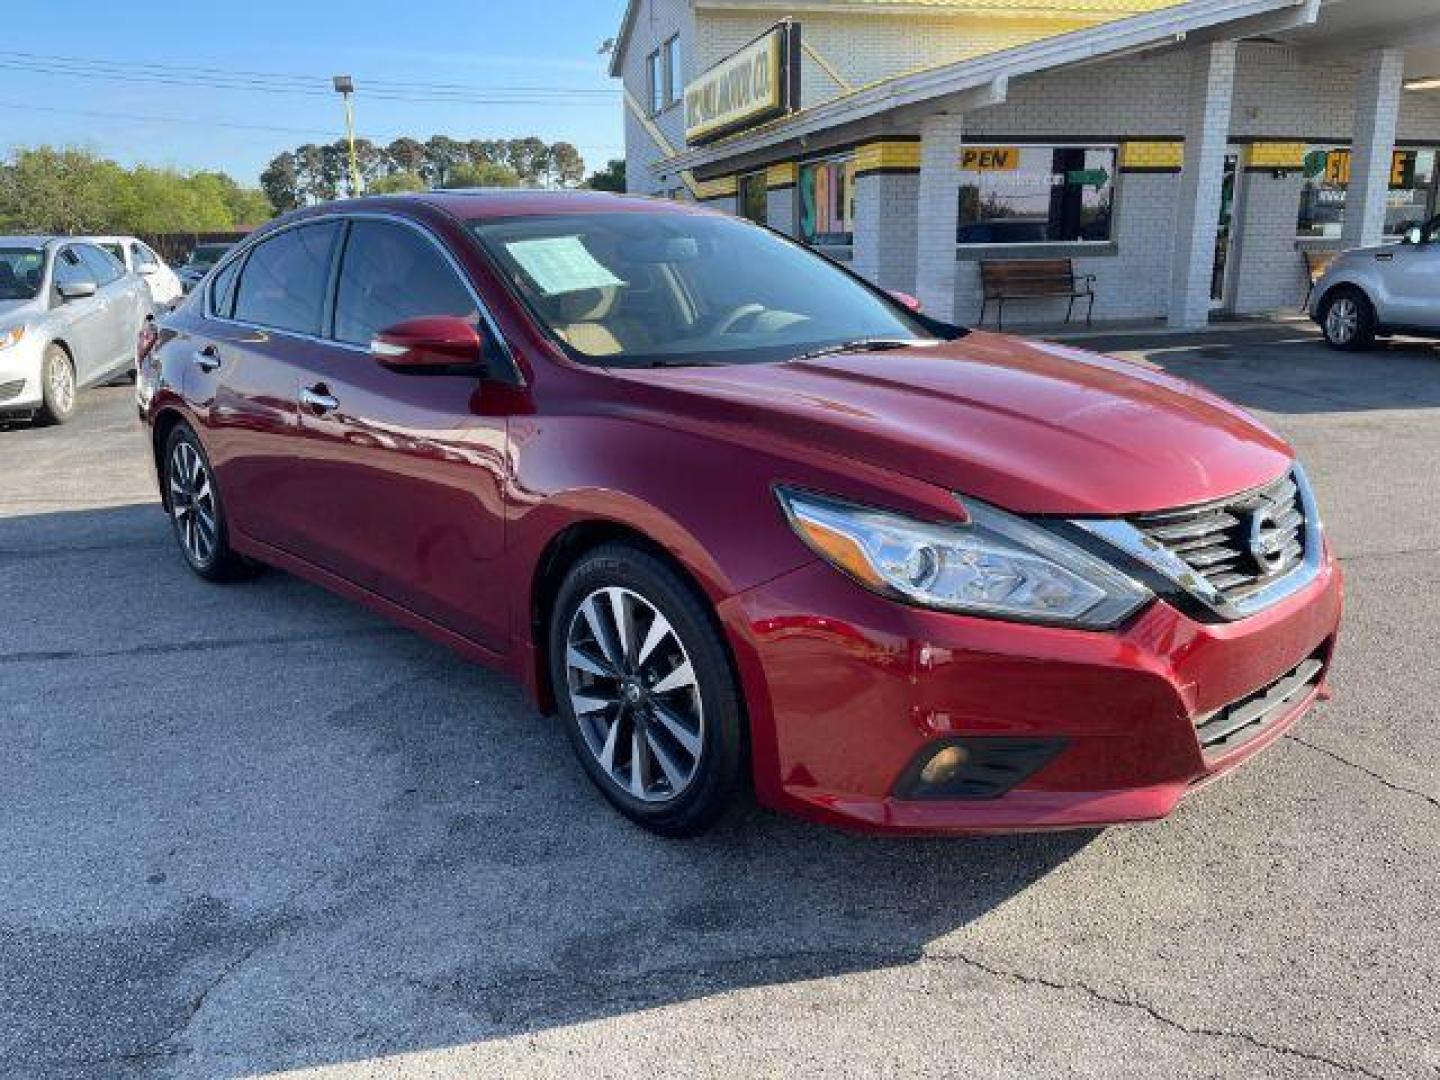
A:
612,0,1440,329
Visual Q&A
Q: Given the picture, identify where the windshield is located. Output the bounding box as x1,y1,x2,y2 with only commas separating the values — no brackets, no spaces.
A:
0,248,45,301
470,211,942,367
187,244,229,268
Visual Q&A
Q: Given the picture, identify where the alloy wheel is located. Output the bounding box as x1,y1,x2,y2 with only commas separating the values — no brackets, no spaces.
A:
168,441,218,567
47,353,74,414
1326,297,1358,345
565,586,705,804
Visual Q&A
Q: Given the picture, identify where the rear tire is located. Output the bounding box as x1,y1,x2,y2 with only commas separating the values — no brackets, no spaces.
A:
163,423,257,583
548,543,745,837
37,344,76,425
1320,287,1377,351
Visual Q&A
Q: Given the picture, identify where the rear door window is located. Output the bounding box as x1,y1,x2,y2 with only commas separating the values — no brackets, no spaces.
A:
333,220,478,346
209,255,243,319
232,222,342,336
75,244,126,285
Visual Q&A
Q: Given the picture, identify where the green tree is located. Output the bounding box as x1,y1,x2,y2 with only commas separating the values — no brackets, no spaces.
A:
586,158,626,192
368,171,427,195
386,137,427,176
440,163,521,190
547,142,586,188
260,151,303,213
424,135,466,187
504,136,550,185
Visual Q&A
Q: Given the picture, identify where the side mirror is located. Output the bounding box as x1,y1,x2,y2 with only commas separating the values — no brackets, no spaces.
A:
1404,226,1424,246
888,290,924,314
136,260,160,274
57,281,98,301
371,316,484,372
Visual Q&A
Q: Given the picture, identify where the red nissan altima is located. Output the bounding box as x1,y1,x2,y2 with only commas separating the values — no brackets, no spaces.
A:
137,191,1342,836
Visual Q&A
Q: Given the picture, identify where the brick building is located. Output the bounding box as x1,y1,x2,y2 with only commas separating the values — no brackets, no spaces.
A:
610,0,1440,328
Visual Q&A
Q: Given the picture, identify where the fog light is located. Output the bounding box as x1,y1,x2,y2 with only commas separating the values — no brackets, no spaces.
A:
895,738,1068,801
919,745,969,786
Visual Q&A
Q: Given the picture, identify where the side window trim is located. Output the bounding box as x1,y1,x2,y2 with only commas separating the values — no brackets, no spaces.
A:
323,219,354,342
206,210,521,384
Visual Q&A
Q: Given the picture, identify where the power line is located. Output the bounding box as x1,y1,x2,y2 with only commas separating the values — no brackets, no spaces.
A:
0,100,624,159
0,98,342,137
0,50,620,106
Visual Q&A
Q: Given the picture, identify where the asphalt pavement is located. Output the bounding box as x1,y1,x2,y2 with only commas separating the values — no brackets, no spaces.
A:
1,327,1437,1079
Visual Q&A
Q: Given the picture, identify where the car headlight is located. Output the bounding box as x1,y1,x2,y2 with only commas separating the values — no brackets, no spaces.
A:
0,326,26,351
777,489,1152,629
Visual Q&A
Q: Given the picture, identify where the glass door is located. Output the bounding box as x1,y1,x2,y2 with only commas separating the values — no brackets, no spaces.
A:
1211,150,1243,310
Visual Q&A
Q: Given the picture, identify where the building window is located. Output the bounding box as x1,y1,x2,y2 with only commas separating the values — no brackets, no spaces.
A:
957,146,1117,245
664,36,681,109
647,36,681,116
799,156,857,246
738,172,768,225
647,50,665,116
1298,147,1440,240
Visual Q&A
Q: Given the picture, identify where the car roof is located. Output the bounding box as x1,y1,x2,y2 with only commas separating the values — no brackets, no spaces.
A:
279,188,715,225
0,235,61,249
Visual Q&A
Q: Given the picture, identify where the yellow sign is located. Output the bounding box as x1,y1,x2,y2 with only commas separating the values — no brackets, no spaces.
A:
685,26,790,145
961,147,1021,172
1321,149,1413,188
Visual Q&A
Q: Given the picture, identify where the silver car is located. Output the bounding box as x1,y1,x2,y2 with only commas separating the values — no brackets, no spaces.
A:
1311,216,1440,350
0,236,153,424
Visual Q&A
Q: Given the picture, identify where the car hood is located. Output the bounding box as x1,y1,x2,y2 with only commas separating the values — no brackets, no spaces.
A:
0,297,43,325
609,332,1294,516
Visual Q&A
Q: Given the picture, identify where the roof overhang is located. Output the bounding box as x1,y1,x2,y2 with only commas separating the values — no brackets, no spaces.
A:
655,0,1320,176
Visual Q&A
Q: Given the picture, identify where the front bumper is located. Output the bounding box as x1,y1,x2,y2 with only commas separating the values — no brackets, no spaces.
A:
0,334,44,413
720,550,1343,835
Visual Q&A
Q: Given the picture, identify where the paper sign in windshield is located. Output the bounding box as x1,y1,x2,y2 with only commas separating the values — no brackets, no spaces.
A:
506,236,623,296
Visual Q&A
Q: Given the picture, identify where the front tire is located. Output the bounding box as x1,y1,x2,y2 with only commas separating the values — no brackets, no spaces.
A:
163,424,255,582
549,543,745,837
37,344,76,425
1320,287,1377,351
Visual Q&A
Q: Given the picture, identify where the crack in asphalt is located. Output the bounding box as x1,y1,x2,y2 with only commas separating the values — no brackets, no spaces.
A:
0,540,171,562
1287,734,1440,811
0,626,407,665
418,947,1390,1079
1337,544,1440,562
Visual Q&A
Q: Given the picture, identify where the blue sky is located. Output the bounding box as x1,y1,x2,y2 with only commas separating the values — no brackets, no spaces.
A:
0,1,627,185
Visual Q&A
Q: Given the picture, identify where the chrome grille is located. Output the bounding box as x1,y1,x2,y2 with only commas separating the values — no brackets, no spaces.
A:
1129,473,1307,603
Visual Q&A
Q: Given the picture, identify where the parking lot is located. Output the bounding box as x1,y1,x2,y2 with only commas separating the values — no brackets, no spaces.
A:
1,326,1437,1080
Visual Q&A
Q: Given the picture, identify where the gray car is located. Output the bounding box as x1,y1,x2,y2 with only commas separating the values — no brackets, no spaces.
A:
1311,215,1440,350
0,236,153,424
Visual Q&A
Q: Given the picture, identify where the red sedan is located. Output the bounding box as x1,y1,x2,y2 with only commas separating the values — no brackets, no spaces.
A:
137,191,1342,836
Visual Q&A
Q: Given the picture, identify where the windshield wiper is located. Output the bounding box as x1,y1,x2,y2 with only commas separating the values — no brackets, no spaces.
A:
788,338,927,364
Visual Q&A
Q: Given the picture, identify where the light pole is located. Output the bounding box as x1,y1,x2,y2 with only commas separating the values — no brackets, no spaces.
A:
333,74,362,196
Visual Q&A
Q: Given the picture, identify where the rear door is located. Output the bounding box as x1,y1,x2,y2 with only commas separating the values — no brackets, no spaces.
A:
73,244,139,376
185,220,346,551
1381,218,1440,329
285,215,512,651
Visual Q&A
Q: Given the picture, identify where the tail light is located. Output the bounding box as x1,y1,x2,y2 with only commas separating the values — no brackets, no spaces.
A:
137,317,159,363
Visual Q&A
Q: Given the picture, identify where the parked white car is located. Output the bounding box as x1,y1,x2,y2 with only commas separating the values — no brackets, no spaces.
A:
0,236,153,425
86,235,185,309
1311,216,1440,349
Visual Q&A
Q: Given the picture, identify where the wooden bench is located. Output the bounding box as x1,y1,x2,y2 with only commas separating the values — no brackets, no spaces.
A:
1302,250,1339,308
979,259,1097,331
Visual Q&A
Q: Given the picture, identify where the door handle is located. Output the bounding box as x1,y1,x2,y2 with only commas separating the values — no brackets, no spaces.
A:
301,384,340,415
1377,253,1395,262
193,345,222,372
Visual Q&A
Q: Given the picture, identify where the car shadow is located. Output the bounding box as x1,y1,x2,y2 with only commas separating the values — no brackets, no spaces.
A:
1072,327,1440,416
0,503,1097,1078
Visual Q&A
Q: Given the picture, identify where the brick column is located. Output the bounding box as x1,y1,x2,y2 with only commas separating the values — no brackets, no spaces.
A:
1169,42,1238,330
1232,145,1311,314
915,113,965,321
853,162,920,293
1342,48,1406,250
